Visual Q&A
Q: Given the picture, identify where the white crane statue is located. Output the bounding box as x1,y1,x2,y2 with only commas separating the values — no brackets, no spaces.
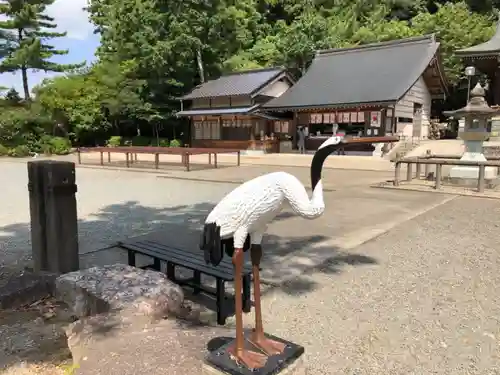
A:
200,135,344,370
200,136,399,369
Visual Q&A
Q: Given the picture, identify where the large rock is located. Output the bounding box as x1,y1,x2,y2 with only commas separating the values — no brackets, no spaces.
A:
55,264,185,321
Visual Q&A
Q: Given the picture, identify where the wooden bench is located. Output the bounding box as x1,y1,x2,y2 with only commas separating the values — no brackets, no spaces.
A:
117,239,252,325
76,146,241,172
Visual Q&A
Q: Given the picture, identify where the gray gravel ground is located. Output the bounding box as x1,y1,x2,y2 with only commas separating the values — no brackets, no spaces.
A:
248,195,500,375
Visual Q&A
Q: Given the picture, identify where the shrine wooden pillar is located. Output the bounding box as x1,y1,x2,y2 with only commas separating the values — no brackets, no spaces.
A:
28,161,79,274
492,70,500,106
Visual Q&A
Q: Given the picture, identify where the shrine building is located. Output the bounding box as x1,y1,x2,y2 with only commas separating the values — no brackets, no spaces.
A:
177,35,448,153
455,19,500,106
455,18,500,140
176,67,294,153
262,35,448,152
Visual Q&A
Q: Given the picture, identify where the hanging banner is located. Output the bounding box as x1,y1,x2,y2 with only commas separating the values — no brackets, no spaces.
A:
282,121,289,133
357,111,365,123
370,111,381,128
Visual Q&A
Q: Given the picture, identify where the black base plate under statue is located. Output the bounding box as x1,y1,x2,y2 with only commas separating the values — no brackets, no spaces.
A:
205,332,304,375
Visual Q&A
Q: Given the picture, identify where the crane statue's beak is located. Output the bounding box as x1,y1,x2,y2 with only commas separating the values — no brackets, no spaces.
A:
318,135,343,150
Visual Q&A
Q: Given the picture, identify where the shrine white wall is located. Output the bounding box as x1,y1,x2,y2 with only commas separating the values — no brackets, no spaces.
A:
395,76,432,139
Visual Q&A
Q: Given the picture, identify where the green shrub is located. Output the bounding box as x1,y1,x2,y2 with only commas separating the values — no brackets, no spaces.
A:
107,136,122,147
158,138,169,147
131,136,151,146
169,139,182,147
8,145,30,157
49,137,72,155
35,136,72,155
0,144,8,156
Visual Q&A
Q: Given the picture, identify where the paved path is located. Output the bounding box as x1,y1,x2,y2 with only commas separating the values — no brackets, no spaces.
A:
1,160,499,373
0,161,235,268
0,160,450,283
153,164,395,191
244,196,500,374
73,150,396,171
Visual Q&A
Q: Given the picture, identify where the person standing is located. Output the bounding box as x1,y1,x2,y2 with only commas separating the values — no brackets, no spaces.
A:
297,126,307,154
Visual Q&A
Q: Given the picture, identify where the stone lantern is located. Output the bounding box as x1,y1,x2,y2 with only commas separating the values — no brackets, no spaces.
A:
444,83,499,180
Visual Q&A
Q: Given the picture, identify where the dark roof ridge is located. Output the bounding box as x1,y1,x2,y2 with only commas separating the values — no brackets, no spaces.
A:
316,34,437,58
392,41,441,102
179,66,289,100
262,34,446,111
221,66,284,77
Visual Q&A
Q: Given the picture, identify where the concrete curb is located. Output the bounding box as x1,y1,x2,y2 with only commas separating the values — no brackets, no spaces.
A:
155,174,337,192
373,183,500,200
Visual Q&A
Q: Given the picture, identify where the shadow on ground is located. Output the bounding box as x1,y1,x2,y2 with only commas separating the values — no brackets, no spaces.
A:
0,200,377,372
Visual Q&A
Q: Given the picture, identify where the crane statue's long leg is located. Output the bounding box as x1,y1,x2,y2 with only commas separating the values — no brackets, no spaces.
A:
228,234,267,369
248,231,286,356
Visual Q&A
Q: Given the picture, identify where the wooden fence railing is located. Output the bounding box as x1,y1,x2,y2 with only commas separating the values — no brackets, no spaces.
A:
394,156,500,193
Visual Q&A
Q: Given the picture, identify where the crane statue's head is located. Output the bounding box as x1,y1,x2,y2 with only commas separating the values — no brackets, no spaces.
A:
311,135,344,190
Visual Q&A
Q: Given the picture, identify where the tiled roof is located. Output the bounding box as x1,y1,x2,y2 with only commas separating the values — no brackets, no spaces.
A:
263,35,442,111
181,67,285,100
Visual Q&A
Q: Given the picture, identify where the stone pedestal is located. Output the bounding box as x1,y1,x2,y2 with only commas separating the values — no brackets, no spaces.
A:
242,149,266,156
449,131,497,179
372,143,384,157
202,356,307,375
203,332,305,375
456,119,465,139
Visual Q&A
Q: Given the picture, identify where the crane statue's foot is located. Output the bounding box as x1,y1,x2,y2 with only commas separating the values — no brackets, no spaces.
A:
250,334,286,356
228,347,268,370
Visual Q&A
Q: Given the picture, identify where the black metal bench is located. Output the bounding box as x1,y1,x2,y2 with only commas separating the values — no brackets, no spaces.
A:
117,239,253,325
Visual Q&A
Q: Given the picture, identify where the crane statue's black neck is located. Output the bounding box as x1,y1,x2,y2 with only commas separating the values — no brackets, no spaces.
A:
311,136,344,190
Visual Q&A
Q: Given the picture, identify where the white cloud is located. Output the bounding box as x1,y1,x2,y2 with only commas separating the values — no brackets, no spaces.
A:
0,0,94,40
0,0,96,93
46,0,94,40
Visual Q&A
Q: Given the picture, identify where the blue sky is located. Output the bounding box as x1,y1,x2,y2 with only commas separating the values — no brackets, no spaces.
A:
0,0,99,94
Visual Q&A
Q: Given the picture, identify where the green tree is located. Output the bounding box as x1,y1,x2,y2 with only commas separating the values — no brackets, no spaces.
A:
34,59,155,142
4,87,21,104
34,71,107,141
0,0,84,100
411,1,496,84
87,0,266,133
224,2,416,76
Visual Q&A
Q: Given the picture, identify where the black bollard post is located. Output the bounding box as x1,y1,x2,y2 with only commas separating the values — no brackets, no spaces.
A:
28,161,79,274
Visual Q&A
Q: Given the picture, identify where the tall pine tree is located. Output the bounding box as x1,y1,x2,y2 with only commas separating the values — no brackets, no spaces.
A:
0,0,84,100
